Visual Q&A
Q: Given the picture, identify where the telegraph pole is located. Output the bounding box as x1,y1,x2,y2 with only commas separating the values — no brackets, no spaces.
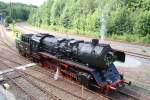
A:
9,0,12,17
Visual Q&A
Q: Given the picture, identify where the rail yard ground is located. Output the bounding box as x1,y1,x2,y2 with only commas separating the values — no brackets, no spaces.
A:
16,22,150,90
0,23,150,100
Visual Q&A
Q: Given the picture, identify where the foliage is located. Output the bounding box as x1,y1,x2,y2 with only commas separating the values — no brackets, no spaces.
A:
27,0,150,44
0,1,36,23
108,7,133,34
133,11,150,36
5,16,13,23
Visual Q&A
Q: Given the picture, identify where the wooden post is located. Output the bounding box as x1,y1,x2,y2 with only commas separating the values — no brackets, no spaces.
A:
81,85,84,97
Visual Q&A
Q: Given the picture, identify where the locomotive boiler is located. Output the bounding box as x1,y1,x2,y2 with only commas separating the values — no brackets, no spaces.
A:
16,33,131,93
40,36,125,69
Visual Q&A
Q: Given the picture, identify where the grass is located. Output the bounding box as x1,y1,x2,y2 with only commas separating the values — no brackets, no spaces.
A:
40,24,100,38
39,24,150,45
108,33,150,44
22,23,150,45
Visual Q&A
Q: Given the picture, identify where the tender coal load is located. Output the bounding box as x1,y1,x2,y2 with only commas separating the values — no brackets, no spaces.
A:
41,36,125,69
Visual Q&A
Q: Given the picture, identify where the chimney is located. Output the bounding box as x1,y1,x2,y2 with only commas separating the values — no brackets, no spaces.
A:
92,39,99,46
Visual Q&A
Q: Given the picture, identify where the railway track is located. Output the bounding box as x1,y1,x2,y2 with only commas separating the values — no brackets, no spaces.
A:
0,49,139,100
0,30,143,100
32,66,141,100
0,59,57,100
5,74,37,100
0,60,61,100
124,50,150,60
0,26,87,100
0,26,61,100
0,25,33,64
0,54,108,100
1,25,149,99
117,90,140,100
9,74,60,100
0,25,146,100
1,51,138,100
0,57,86,100
0,43,114,100
1,26,16,49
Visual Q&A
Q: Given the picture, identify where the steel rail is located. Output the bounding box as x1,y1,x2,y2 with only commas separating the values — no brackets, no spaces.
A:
4,74,37,100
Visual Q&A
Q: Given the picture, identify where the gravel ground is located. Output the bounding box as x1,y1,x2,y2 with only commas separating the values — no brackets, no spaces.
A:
24,68,107,100
0,61,9,70
0,25,57,100
15,77,52,100
1,24,150,99
0,25,109,100
117,56,150,91
16,22,150,92
31,66,150,100
7,79,31,100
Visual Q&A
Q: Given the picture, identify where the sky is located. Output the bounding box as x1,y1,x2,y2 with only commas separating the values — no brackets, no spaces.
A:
0,0,46,6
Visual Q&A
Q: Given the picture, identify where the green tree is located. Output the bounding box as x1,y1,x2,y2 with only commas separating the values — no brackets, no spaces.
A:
108,8,133,34
0,1,36,21
134,11,150,35
5,16,13,23
28,0,150,40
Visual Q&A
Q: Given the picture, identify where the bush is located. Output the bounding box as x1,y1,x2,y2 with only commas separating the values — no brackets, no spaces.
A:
142,34,150,44
133,11,150,36
28,0,150,44
108,8,133,35
5,16,13,24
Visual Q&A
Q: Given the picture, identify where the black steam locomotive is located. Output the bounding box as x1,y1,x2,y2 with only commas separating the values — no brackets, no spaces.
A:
16,33,131,92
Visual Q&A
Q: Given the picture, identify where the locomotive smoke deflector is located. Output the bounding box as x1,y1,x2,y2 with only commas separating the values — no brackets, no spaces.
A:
103,49,125,66
113,50,125,62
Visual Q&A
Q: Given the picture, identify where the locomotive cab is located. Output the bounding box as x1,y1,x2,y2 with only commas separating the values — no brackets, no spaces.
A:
31,34,43,53
16,33,34,56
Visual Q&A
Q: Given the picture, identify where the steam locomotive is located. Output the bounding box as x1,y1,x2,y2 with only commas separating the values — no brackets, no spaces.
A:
16,33,131,92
